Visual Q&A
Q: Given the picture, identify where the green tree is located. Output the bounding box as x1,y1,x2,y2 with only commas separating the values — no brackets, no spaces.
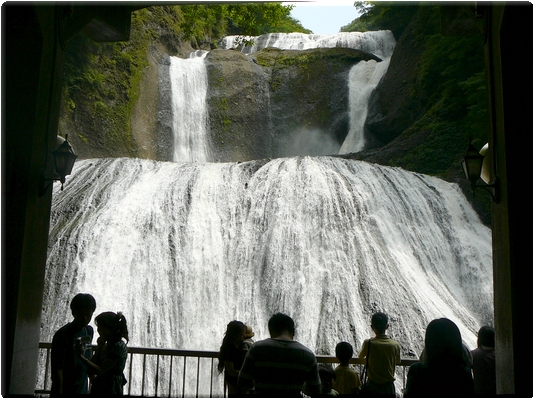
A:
179,3,310,48
341,1,419,39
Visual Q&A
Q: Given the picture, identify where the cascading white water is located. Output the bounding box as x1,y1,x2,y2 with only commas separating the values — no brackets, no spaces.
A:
220,31,395,59
169,51,211,162
41,156,492,396
339,57,392,153
220,31,397,154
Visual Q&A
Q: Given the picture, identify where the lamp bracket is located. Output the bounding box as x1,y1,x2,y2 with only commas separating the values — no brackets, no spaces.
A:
39,173,64,196
474,177,500,203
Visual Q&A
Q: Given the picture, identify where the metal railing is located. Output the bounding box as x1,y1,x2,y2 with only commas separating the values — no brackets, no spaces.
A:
36,342,418,397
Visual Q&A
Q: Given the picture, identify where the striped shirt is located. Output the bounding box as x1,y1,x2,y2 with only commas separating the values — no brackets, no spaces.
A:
238,338,321,396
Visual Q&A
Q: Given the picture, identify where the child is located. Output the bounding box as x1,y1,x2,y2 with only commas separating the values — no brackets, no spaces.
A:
319,365,339,397
242,325,255,351
78,311,129,395
333,341,361,395
51,293,96,395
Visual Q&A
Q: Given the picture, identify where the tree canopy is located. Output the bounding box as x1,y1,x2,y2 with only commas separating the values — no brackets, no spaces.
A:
341,1,419,40
180,3,311,47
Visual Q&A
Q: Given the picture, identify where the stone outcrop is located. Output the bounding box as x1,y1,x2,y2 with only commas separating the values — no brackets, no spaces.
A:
205,47,381,162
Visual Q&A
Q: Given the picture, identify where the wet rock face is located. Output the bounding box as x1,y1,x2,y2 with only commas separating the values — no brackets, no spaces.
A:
205,47,380,162
205,49,274,162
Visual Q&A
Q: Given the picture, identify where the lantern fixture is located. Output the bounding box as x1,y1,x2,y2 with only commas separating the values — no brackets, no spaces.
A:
461,140,499,203
41,134,78,194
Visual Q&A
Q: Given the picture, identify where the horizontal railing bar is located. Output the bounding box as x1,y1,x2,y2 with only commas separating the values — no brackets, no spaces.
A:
37,342,418,364
36,342,419,397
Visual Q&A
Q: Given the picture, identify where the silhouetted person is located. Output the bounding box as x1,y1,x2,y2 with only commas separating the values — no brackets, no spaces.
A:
238,312,321,396
319,364,339,397
78,311,129,395
404,318,474,397
218,320,247,395
471,325,496,395
51,293,96,396
333,341,360,395
358,312,400,397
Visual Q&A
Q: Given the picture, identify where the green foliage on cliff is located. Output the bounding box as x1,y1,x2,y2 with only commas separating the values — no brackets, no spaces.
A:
341,1,419,39
345,3,488,172
179,3,310,48
62,6,186,156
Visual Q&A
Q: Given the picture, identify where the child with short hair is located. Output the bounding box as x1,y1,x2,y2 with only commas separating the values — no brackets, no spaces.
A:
333,341,361,395
319,364,339,397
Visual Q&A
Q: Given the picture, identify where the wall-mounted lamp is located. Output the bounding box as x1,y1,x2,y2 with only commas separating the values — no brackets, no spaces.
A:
461,140,499,202
41,134,78,194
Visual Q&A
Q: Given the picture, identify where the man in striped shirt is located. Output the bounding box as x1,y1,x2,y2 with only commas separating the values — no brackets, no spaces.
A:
237,313,321,397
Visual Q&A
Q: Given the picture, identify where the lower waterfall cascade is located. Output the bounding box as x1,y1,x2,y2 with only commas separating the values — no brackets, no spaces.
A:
40,156,492,395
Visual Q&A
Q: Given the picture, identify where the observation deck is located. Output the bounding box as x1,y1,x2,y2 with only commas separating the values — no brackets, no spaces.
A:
35,342,418,397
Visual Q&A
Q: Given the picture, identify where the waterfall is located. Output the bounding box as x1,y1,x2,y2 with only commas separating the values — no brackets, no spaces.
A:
41,156,492,395
220,31,396,155
169,51,211,162
220,31,396,60
339,57,392,153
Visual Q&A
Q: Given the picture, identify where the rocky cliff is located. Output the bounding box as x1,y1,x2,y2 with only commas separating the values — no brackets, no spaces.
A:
204,47,380,162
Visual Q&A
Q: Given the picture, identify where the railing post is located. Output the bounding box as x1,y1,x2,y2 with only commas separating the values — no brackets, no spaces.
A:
182,356,187,398
168,355,173,398
210,357,214,398
141,353,147,396
155,354,160,397
44,347,51,391
128,352,133,396
196,357,201,398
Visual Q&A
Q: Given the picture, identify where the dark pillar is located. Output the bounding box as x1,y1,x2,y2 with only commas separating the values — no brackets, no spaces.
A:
486,3,533,396
2,5,64,395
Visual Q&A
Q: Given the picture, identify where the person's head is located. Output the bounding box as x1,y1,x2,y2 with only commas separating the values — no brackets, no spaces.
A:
424,318,463,365
335,341,353,364
268,313,295,338
95,311,129,343
371,312,389,334
244,325,255,339
224,320,246,345
217,320,246,373
70,293,96,329
477,325,495,348
318,365,336,392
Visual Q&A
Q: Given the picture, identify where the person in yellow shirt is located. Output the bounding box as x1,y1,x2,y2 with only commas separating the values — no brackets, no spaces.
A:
333,341,361,395
358,312,400,397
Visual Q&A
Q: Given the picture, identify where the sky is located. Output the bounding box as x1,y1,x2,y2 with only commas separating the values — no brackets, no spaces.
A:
283,0,361,35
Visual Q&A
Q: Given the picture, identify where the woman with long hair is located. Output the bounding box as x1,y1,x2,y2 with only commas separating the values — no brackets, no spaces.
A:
404,318,474,397
78,311,129,396
217,320,246,395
